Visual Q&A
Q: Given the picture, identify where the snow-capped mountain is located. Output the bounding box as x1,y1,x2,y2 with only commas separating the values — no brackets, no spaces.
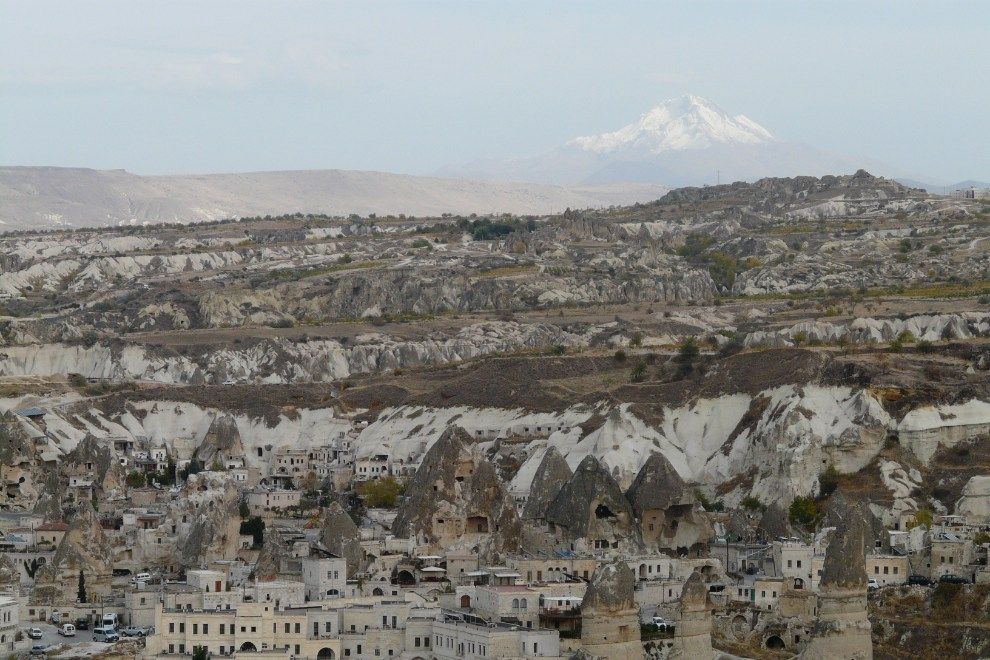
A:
569,94,774,154
443,94,892,187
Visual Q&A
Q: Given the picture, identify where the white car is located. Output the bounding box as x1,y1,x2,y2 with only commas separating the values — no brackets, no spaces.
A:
867,578,880,590
652,616,672,631
58,623,76,637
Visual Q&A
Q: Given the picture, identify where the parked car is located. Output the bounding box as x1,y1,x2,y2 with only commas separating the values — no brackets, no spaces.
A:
907,574,932,586
29,644,47,656
938,574,969,584
75,617,90,630
93,626,120,643
57,623,76,637
652,616,673,631
27,627,43,640
121,626,148,637
867,578,880,590
131,572,152,584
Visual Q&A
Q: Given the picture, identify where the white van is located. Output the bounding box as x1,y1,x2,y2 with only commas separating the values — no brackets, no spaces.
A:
101,613,119,629
57,623,76,637
132,572,151,584
93,626,120,643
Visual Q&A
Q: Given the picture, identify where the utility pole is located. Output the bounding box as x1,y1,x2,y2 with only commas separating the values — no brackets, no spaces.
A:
716,169,720,187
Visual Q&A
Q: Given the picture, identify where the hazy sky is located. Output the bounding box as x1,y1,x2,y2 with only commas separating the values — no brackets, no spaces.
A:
1,1,986,182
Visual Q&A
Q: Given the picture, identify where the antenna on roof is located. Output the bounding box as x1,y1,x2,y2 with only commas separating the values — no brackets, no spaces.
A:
716,169,720,187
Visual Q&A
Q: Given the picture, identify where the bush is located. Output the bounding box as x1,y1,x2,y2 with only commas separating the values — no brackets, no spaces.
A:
788,496,819,527
410,238,431,249
695,489,724,512
906,509,933,529
631,360,647,382
740,495,764,511
613,349,627,362
676,337,699,364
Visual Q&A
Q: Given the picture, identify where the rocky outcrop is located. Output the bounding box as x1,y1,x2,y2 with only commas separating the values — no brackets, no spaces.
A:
671,569,715,659
318,501,365,576
60,434,127,505
392,427,522,558
253,527,292,581
172,472,242,568
757,503,794,540
194,414,244,466
800,501,873,659
50,501,114,597
580,559,642,660
626,452,714,556
521,447,572,520
0,413,44,510
544,455,641,552
955,475,990,523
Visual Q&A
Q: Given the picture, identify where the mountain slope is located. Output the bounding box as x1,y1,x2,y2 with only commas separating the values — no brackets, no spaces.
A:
445,94,892,187
0,167,668,230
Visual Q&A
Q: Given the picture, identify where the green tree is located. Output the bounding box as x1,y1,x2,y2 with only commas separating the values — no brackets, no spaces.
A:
239,517,266,547
192,646,210,660
238,499,250,519
77,570,87,603
788,496,819,527
357,477,406,508
906,509,933,530
706,251,738,289
179,458,203,481
125,470,146,488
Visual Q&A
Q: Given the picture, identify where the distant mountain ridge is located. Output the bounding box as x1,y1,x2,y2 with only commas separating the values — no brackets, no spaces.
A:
896,177,990,194
0,166,668,231
443,94,894,187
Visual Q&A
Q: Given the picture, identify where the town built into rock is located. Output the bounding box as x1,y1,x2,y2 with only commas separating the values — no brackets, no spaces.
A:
1,173,990,658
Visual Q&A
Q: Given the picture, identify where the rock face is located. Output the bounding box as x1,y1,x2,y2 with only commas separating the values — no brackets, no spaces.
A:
955,475,990,523
253,527,291,581
60,434,128,506
0,413,43,510
544,456,641,552
318,501,365,576
521,447,573,520
392,427,522,558
580,559,642,660
671,569,715,659
49,501,114,598
626,452,714,556
194,415,244,466
172,472,243,569
800,502,873,660
757,503,794,540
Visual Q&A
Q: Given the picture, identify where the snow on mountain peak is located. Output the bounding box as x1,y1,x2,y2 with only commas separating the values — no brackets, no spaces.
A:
569,94,775,154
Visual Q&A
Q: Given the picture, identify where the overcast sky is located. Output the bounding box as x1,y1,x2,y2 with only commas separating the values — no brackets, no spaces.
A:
1,0,986,183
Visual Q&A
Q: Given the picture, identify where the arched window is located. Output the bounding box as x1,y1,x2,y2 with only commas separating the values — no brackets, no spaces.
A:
512,598,519,609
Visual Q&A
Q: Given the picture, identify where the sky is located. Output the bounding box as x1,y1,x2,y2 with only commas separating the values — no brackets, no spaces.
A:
1,0,987,183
